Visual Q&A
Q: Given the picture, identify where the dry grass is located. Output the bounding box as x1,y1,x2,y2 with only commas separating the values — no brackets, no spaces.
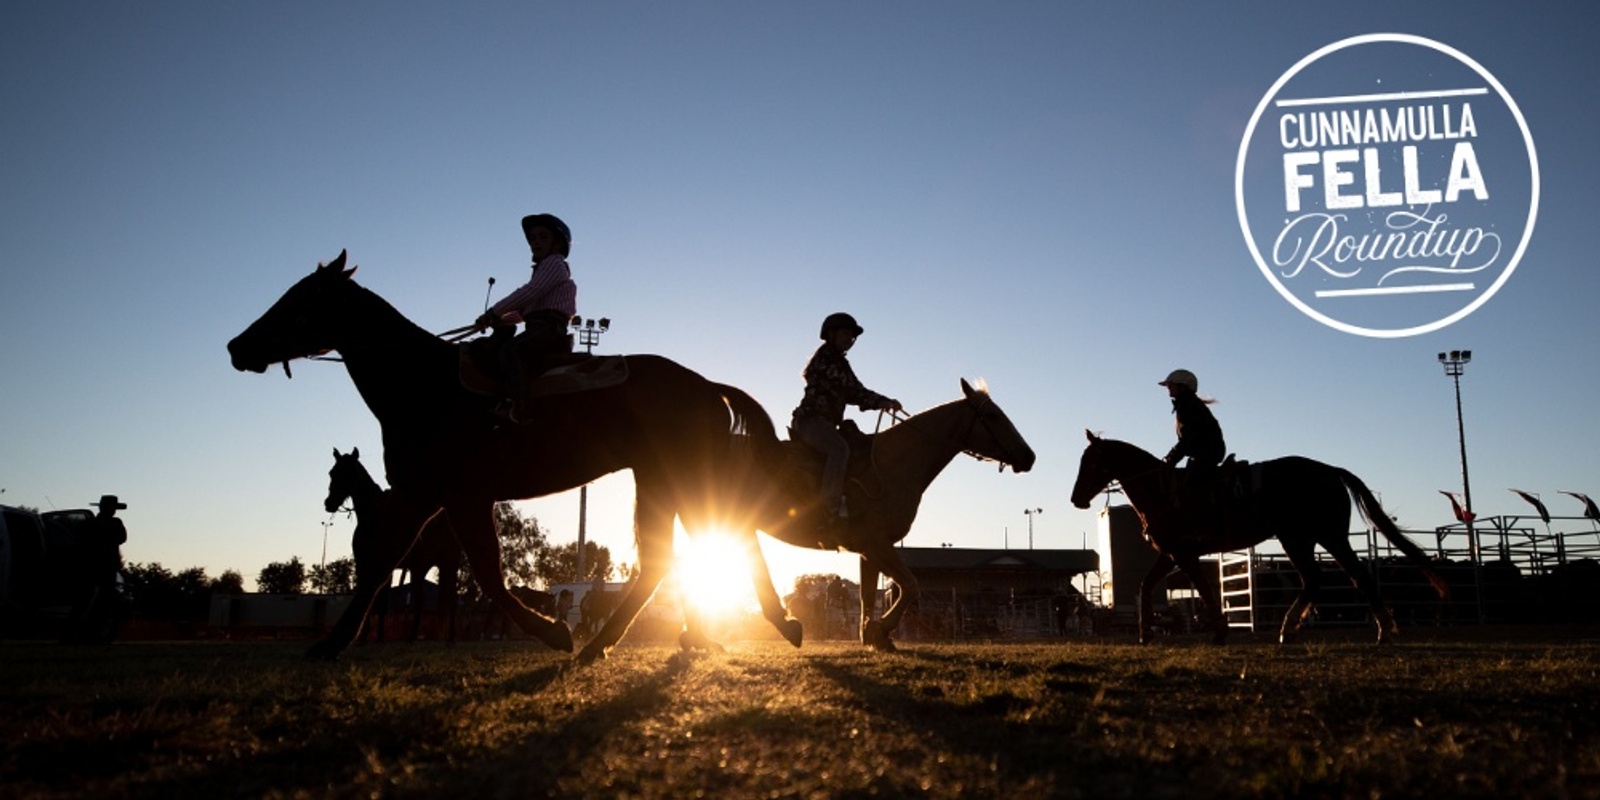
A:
4,628,1600,798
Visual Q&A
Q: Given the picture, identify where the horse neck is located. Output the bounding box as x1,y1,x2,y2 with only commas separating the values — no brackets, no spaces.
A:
336,283,458,423
339,465,386,515
874,399,968,493
1103,440,1168,515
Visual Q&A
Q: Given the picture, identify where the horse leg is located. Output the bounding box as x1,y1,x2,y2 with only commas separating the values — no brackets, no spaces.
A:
738,529,803,648
858,558,886,649
1138,552,1176,645
451,503,572,653
578,482,673,662
1321,533,1397,644
678,605,724,653
308,501,436,660
442,559,459,646
1278,538,1323,644
1173,553,1228,644
863,543,920,652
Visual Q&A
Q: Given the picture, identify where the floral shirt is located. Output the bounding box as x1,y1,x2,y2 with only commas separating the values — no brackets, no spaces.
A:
792,343,891,424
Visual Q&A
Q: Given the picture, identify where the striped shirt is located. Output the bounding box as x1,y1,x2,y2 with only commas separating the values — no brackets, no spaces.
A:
489,254,577,324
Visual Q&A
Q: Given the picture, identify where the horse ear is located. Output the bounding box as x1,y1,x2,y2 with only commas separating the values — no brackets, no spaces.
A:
333,447,341,458
318,250,356,279
961,378,975,399
351,446,359,459
1084,428,1098,442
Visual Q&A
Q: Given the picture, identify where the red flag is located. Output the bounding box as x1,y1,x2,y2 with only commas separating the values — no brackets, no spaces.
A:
1562,491,1600,522
1510,489,1551,524
1440,490,1475,523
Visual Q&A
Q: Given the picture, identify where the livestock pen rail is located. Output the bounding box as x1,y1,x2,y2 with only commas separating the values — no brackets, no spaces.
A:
1216,514,1600,632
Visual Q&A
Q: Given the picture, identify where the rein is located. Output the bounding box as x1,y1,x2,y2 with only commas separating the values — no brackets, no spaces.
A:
874,396,1015,471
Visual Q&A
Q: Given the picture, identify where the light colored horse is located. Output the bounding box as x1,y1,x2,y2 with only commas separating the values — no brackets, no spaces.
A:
713,379,1036,651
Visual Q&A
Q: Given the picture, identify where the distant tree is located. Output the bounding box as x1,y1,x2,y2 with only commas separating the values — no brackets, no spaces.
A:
257,557,307,595
308,557,356,594
536,541,613,585
495,502,548,587
123,562,216,621
458,502,550,602
211,570,245,594
784,573,859,640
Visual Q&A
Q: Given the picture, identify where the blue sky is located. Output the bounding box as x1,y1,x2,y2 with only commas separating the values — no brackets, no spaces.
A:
3,2,1597,594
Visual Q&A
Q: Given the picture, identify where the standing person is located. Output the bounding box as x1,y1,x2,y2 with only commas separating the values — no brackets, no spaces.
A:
474,213,579,421
1158,368,1225,497
791,313,903,528
86,495,128,581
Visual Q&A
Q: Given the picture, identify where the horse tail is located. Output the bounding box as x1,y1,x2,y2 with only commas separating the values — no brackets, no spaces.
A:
1337,467,1450,600
713,382,783,463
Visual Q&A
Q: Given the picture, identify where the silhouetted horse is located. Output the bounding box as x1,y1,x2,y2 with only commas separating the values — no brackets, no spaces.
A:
229,252,800,661
575,585,622,641
1069,431,1448,645
325,447,462,643
712,379,1035,651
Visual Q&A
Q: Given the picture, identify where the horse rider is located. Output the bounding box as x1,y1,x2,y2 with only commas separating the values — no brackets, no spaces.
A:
1159,368,1226,507
474,213,579,421
791,312,903,529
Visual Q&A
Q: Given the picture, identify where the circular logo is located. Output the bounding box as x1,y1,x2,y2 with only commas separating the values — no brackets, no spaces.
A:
1236,34,1539,338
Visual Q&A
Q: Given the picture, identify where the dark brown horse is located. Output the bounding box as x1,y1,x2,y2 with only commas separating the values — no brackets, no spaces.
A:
1069,431,1448,645
325,447,461,643
710,379,1035,651
229,252,800,661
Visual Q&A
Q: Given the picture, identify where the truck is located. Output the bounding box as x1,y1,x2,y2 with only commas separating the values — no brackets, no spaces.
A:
0,502,128,643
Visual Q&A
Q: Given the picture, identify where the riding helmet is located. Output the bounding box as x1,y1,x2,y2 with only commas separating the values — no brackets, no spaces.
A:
820,312,864,340
1158,368,1199,392
521,213,572,256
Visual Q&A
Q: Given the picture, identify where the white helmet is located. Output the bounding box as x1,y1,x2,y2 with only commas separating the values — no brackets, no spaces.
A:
1158,369,1198,392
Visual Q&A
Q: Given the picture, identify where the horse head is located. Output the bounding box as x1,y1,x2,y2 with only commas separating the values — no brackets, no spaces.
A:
957,378,1036,473
228,250,357,376
1070,430,1112,509
325,446,372,514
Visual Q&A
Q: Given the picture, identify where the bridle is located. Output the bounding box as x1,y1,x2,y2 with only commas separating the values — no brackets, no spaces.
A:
875,393,1024,472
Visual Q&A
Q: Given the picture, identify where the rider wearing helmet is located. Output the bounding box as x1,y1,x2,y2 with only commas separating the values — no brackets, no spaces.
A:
1159,368,1225,492
791,313,903,527
475,213,578,421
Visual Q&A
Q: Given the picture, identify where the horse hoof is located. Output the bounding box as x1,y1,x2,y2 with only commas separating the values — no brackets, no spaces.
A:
861,620,895,652
575,644,607,664
781,618,803,649
679,631,727,653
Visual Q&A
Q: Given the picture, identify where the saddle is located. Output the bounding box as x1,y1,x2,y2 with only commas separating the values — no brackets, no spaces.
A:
1167,455,1260,536
779,421,882,549
459,337,630,400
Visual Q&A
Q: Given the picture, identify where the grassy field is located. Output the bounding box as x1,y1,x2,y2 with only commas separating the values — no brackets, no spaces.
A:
4,627,1600,799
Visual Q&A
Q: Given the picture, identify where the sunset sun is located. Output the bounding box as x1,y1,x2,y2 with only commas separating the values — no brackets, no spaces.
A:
674,529,759,622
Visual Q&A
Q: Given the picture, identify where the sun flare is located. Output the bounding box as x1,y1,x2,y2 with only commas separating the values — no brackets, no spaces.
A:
674,528,759,622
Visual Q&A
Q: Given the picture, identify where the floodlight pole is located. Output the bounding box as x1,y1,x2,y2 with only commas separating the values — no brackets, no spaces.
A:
570,316,611,579
1439,350,1478,561
320,520,331,572
1024,507,1043,550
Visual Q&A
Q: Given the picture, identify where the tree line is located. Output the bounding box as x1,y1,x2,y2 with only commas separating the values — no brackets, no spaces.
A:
123,502,616,621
